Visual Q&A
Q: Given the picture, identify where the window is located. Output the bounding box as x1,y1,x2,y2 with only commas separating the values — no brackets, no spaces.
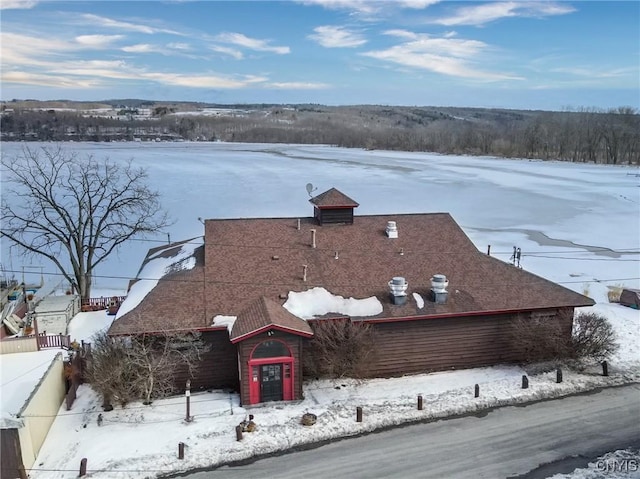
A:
252,340,290,358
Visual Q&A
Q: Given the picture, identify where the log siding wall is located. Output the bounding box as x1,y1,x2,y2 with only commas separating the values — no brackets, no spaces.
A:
363,308,573,377
314,207,354,225
173,330,239,392
300,308,574,380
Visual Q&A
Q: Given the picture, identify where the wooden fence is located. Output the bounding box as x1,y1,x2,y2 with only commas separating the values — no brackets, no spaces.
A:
81,296,126,312
37,333,71,350
65,350,85,410
0,333,71,354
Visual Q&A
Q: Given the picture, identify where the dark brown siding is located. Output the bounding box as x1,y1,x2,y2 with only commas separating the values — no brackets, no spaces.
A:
174,330,239,392
1,429,25,479
315,207,354,225
362,309,571,378
237,330,303,405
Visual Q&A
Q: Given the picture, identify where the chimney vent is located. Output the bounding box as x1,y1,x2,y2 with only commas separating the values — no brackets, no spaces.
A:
386,221,398,238
388,276,408,305
431,274,449,304
310,229,316,248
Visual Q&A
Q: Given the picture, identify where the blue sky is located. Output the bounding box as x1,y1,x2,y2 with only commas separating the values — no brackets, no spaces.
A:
1,0,638,110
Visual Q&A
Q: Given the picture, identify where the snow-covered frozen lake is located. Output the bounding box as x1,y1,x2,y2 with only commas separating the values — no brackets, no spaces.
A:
1,142,638,303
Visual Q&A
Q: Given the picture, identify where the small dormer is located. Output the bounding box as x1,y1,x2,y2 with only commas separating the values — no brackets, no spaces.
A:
309,188,359,225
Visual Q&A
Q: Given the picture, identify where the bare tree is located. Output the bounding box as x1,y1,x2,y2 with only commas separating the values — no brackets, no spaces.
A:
128,331,209,404
1,146,170,300
86,330,209,407
303,319,376,379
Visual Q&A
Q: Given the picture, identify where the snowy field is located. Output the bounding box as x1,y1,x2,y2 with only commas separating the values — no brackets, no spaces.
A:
1,141,639,302
1,142,638,478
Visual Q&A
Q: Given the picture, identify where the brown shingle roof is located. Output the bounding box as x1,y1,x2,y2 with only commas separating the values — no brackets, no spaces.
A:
203,214,593,321
111,209,594,336
309,188,359,208
108,239,206,335
230,296,313,343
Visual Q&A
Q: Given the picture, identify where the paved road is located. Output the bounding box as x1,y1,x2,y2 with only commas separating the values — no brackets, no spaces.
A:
184,385,640,479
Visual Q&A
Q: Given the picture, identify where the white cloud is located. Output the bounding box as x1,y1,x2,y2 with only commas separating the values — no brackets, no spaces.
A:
1,70,101,88
551,66,638,79
142,72,267,88
215,32,290,54
266,82,330,89
121,44,156,53
384,29,419,40
399,0,440,8
299,0,380,15
75,35,124,48
0,0,38,9
121,42,200,58
363,32,523,81
308,26,367,48
209,44,244,60
167,42,190,51
433,1,575,27
80,13,181,35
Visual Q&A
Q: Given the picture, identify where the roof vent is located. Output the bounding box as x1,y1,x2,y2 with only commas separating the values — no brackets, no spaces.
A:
388,276,408,305
431,274,448,304
386,221,398,238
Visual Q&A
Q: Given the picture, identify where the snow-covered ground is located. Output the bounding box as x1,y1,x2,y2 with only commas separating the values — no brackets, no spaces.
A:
0,142,638,477
548,449,640,479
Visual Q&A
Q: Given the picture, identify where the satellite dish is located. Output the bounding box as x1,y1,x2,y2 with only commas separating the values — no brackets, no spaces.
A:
306,183,317,197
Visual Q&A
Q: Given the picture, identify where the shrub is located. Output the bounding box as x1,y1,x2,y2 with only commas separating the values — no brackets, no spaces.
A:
508,314,571,363
303,319,376,379
86,329,209,407
570,312,618,362
509,310,619,364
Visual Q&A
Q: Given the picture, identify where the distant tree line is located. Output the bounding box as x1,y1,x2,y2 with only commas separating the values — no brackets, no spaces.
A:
1,104,638,164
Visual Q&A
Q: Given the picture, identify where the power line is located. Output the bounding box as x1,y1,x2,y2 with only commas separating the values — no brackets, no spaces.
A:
8,228,640,255
0,357,62,387
2,268,638,290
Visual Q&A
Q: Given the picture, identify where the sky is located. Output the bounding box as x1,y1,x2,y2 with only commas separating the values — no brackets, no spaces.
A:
1,0,638,110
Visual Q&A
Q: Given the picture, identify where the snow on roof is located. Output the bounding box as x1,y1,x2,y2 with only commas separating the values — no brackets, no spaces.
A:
211,315,237,334
413,292,425,309
116,238,202,320
34,295,77,313
283,287,383,320
67,310,115,343
0,349,63,425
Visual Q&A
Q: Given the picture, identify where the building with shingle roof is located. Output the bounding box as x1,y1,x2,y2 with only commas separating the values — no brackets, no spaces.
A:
109,188,594,405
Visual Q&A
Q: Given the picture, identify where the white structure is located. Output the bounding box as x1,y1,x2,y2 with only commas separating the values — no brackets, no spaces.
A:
385,221,398,238
431,274,449,304
0,350,66,477
388,276,408,305
34,295,80,335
